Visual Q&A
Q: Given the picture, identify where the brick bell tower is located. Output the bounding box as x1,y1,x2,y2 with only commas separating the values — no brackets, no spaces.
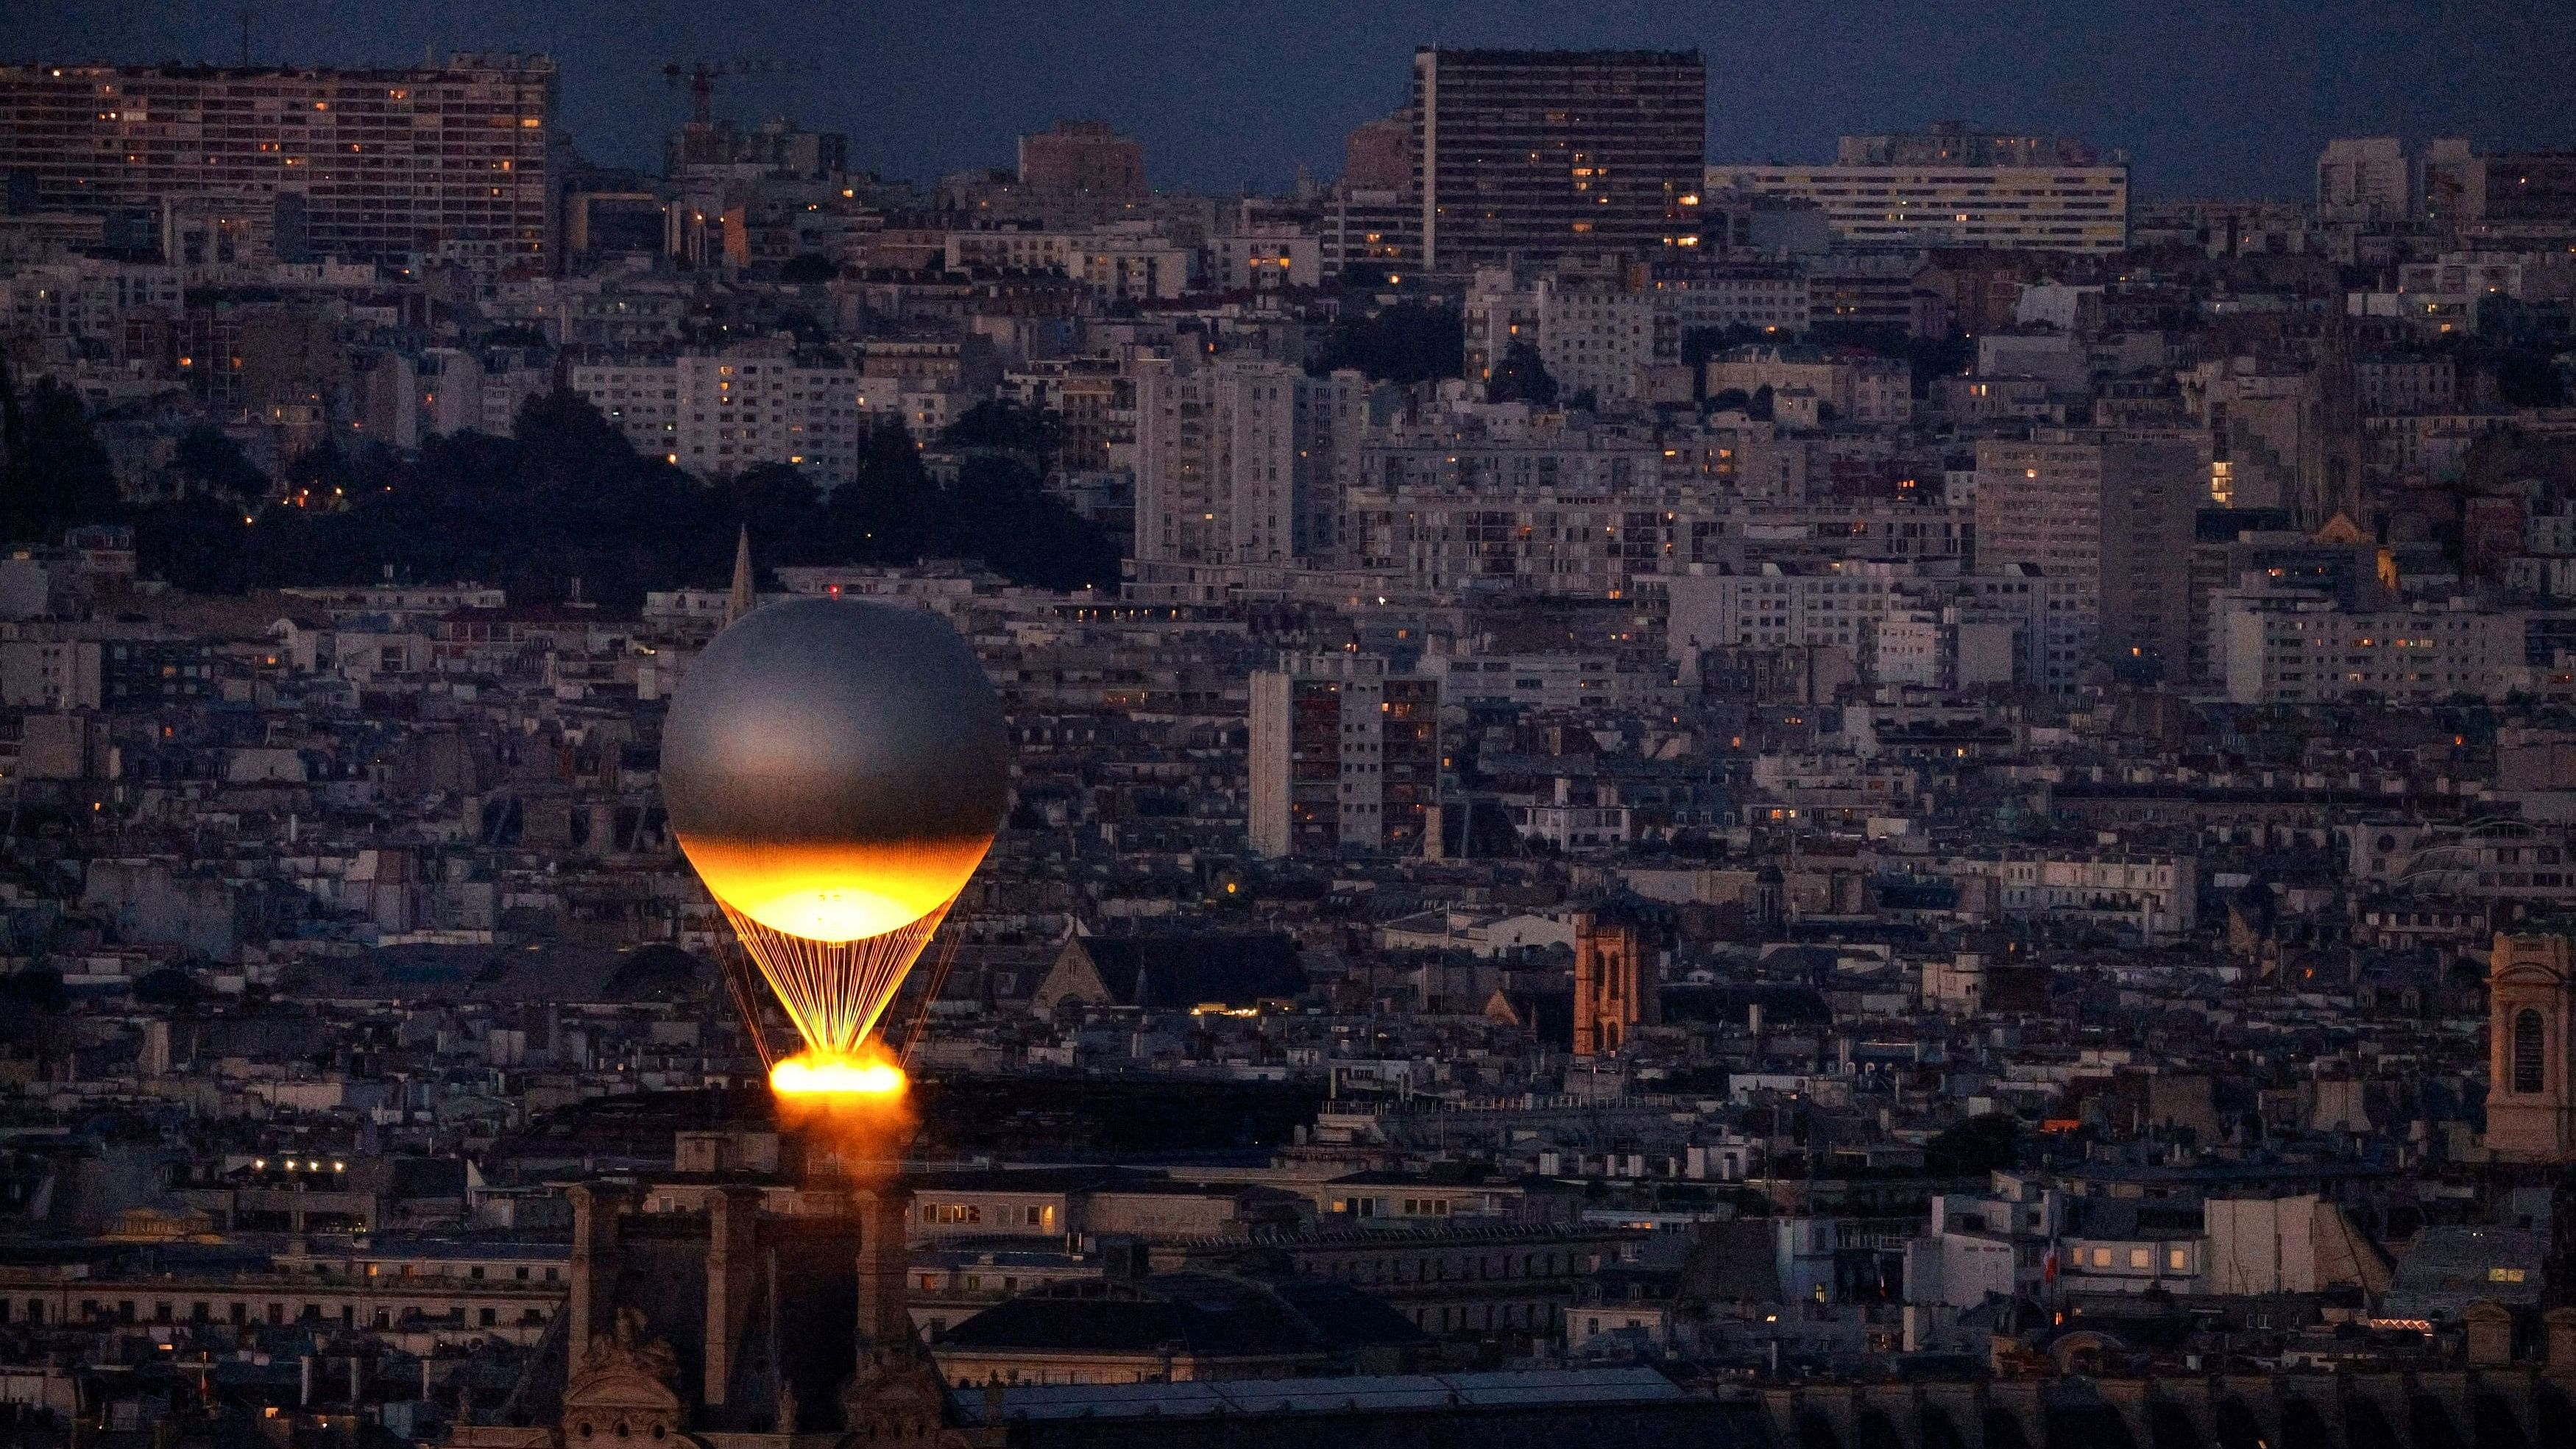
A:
1572,910,1646,1058
2488,932,2576,1161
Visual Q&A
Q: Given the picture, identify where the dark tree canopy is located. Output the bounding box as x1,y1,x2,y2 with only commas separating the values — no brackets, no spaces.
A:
1314,302,1464,385
1486,341,1560,406
1,361,121,547
1,375,1122,603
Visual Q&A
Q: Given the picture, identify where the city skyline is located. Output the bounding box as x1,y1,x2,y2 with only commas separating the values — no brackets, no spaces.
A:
10,0,2576,198
9,7,2576,1443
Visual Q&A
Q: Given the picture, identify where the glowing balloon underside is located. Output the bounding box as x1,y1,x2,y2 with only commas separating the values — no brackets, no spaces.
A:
676,834,993,941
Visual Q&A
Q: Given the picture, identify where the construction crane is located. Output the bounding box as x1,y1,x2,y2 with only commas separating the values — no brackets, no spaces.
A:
660,59,817,129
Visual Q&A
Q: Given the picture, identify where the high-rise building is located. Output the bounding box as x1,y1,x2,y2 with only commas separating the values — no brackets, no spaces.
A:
2455,150,2576,231
1248,653,1441,860
1973,429,2205,687
1131,353,1374,567
0,56,558,270
1412,49,1707,273
1342,112,1413,191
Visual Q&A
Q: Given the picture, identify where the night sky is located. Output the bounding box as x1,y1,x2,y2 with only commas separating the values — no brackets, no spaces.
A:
15,1,2575,199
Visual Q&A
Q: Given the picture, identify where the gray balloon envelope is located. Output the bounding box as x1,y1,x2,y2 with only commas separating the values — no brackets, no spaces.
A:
661,597,1008,939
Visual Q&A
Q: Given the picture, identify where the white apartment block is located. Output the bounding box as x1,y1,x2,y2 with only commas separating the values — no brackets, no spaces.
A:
1703,347,1912,425
1706,163,2129,252
1345,490,1682,598
1248,652,1440,860
1462,274,1655,403
945,224,1194,301
1132,353,1373,567
1665,567,1894,655
2317,137,2413,225
2215,595,2528,704
1973,431,2202,689
571,341,904,479
1434,653,1676,709
1643,266,1808,336
1972,438,2103,689
0,263,183,343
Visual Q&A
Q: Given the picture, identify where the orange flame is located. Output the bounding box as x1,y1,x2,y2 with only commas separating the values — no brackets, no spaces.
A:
771,1051,908,1099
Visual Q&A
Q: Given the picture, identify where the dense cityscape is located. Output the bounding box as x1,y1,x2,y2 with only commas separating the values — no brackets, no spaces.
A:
0,28,2574,1449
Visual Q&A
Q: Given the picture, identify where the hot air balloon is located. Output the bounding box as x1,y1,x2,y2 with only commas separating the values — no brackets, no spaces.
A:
661,597,1008,1097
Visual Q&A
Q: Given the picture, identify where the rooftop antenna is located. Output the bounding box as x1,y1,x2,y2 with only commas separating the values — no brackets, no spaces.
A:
239,7,251,66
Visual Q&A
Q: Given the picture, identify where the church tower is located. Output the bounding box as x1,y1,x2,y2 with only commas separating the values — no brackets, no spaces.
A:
2487,932,2576,1161
1571,911,1645,1058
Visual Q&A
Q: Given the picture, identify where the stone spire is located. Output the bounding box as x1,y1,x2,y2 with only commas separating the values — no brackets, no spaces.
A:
725,525,754,627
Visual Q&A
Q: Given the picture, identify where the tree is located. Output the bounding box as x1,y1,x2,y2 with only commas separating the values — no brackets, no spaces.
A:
824,420,939,564
940,454,1121,591
1314,302,1463,383
941,399,1061,473
779,252,838,284
0,362,121,545
1485,341,1559,405
1927,1112,2023,1176
171,425,267,500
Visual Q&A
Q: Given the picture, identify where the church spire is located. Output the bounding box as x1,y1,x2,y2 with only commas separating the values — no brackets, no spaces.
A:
725,525,754,627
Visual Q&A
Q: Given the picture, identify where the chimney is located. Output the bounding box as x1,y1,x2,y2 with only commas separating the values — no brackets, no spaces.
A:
854,1185,914,1355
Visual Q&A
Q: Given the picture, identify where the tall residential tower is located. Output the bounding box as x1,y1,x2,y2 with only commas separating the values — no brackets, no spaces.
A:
1412,49,1707,274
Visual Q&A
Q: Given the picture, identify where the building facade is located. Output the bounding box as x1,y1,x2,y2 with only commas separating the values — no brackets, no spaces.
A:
0,57,558,269
2488,933,2576,1161
1132,354,1374,567
1248,653,1440,860
1973,429,2204,687
1413,49,1707,273
1705,162,2128,253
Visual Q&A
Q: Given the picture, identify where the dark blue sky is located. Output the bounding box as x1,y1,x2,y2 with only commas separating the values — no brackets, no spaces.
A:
17,1,2575,198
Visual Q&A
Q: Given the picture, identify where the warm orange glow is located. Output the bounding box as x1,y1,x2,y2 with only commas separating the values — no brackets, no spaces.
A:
771,1052,907,1097
676,833,994,940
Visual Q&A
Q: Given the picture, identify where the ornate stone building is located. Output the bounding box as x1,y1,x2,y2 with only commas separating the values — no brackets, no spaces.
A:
2486,932,2576,1161
451,1178,994,1448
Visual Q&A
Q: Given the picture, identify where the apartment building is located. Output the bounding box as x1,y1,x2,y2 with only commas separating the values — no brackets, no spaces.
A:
1248,652,1441,859
0,56,557,269
1414,49,1707,272
1462,273,1657,403
1665,566,1894,656
1131,353,1376,567
1972,430,2204,688
569,339,878,478
2215,595,2529,704
1705,162,2127,253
